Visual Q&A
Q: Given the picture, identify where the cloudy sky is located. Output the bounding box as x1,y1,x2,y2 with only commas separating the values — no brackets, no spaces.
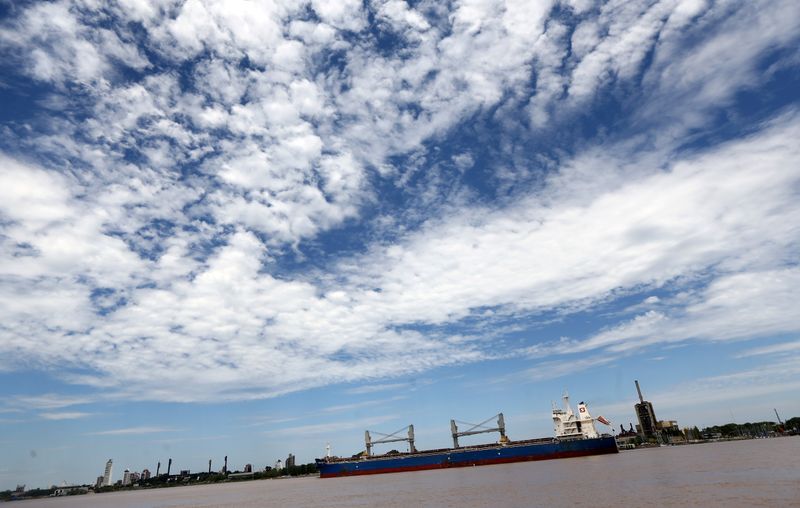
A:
1,0,799,489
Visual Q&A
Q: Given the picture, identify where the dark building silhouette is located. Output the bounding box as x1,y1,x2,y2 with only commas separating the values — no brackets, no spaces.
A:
634,380,658,439
286,453,296,469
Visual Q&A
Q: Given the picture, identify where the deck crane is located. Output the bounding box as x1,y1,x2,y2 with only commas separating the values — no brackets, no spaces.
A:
365,425,416,456
450,413,508,448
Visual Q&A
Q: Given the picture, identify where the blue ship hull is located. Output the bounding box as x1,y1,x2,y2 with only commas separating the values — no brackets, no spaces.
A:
316,436,618,478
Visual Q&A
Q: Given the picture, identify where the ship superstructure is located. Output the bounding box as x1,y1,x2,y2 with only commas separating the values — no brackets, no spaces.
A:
552,393,600,440
316,394,617,478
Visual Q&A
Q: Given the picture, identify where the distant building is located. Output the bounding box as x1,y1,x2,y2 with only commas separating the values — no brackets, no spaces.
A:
122,469,132,486
634,380,658,439
95,476,104,489
275,459,283,470
658,420,680,432
102,459,113,487
244,464,252,473
286,454,295,469
180,469,190,476
53,485,89,497
657,420,686,443
141,469,151,480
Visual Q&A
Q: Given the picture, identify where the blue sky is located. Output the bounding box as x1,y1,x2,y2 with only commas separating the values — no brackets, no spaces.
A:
1,0,799,490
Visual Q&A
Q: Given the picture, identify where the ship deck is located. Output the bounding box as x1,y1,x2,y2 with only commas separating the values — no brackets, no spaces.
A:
319,437,561,464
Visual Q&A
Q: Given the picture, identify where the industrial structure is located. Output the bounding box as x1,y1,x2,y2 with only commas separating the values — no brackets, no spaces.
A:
634,380,658,439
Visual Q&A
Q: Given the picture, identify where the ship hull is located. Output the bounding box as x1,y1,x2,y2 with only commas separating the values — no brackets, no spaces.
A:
316,436,618,478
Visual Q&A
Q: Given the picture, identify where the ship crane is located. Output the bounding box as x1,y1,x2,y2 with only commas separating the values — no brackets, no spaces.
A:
451,413,508,448
365,425,416,456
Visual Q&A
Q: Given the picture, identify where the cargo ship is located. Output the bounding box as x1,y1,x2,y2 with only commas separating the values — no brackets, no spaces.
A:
316,394,618,477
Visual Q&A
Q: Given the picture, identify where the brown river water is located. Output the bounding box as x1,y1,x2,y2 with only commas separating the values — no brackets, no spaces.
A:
17,437,800,507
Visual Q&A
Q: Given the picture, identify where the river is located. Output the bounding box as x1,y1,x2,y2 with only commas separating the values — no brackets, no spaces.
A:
16,437,800,507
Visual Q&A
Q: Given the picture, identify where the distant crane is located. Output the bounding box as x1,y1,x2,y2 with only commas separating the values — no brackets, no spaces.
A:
775,408,785,430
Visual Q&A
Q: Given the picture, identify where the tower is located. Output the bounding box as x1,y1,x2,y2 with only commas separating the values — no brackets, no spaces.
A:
102,459,113,487
167,458,172,476
634,380,658,439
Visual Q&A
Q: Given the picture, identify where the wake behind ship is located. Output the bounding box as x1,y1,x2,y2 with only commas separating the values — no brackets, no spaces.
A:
316,394,618,478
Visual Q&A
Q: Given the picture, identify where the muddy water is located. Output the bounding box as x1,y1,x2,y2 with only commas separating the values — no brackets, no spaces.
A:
19,437,800,507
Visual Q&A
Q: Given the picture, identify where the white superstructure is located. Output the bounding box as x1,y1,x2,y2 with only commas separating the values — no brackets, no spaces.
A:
552,393,600,440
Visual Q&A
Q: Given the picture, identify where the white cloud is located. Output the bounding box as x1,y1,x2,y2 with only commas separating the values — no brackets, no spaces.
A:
566,268,800,355
736,340,800,358
11,394,95,410
89,426,181,436
265,414,399,437
345,382,413,395
2,110,798,402
0,1,148,85
39,412,93,421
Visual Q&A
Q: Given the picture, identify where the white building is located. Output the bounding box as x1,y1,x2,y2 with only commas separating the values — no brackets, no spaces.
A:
102,459,113,487
122,469,132,486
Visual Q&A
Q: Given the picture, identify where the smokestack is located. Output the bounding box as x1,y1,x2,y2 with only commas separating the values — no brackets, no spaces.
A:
167,458,172,476
635,380,644,403
224,455,228,474
208,460,212,474
156,461,160,476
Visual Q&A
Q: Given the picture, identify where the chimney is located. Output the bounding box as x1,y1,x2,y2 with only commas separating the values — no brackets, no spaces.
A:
208,459,212,474
156,461,160,476
223,455,228,474
635,380,644,403
167,458,172,476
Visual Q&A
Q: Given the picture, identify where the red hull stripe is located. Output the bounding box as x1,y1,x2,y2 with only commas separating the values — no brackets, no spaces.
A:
319,447,618,478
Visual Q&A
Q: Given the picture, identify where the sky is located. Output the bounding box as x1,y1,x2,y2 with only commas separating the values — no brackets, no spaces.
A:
0,0,799,490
